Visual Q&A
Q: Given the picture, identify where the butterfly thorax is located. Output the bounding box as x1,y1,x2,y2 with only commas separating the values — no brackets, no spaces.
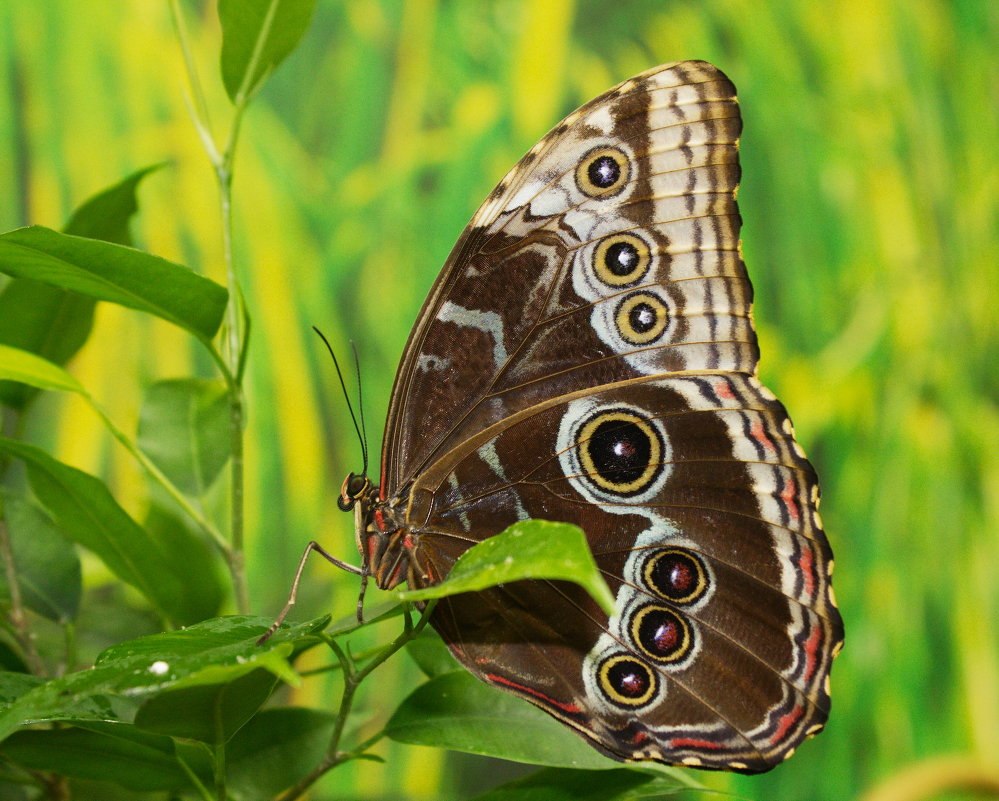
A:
340,472,421,591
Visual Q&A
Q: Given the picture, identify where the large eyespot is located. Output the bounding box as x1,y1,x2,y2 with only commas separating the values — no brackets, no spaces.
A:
576,146,630,197
577,410,664,496
629,604,694,663
642,548,709,604
615,292,668,344
596,653,658,708
594,233,651,286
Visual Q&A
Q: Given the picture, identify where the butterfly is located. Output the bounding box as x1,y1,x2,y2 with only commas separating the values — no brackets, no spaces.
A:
338,60,843,773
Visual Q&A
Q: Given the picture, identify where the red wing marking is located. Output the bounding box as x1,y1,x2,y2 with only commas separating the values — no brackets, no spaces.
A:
714,380,735,399
750,420,776,452
669,737,723,750
781,477,800,520
486,673,583,715
770,704,804,745
797,544,815,598
802,623,823,683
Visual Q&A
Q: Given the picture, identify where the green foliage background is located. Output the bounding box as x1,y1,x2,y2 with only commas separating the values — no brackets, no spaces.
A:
1,1,997,799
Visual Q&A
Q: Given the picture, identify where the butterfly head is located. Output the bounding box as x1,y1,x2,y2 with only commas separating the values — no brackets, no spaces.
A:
338,471,371,512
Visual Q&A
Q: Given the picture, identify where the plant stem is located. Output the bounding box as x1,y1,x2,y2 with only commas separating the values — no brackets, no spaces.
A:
0,511,45,676
278,605,436,801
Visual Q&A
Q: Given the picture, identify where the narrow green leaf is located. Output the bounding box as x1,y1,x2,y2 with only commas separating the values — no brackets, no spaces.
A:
467,767,687,801
0,438,187,625
138,378,232,495
0,343,84,394
0,616,326,743
397,520,615,615
0,722,210,792
134,668,278,744
63,164,164,245
226,707,336,801
0,226,227,341
219,0,317,102
0,490,81,622
0,165,159,409
385,671,615,769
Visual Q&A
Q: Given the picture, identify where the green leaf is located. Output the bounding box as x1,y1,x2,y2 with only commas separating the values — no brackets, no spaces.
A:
0,616,327,743
0,437,190,626
0,226,227,341
138,378,232,495
467,767,688,801
397,520,615,615
0,343,84,394
225,707,336,801
144,505,225,624
0,282,94,409
405,627,461,678
0,722,211,792
219,0,318,102
63,165,163,245
0,165,160,409
0,490,81,622
385,671,615,769
134,668,278,744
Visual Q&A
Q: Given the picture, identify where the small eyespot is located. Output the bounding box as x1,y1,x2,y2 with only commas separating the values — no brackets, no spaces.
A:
593,233,651,286
642,548,709,605
629,604,694,663
576,146,630,197
615,292,668,344
597,653,658,708
577,410,664,496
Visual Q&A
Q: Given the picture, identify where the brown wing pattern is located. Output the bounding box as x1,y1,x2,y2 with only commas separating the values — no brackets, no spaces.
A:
381,61,755,495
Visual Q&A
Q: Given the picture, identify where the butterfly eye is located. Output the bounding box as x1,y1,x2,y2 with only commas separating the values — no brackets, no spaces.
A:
628,604,694,664
338,472,369,512
642,549,709,605
594,233,651,286
615,292,669,344
576,146,630,197
596,653,658,708
576,410,664,496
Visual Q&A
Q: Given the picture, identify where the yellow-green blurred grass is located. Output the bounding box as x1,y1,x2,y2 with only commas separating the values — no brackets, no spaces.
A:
1,1,997,800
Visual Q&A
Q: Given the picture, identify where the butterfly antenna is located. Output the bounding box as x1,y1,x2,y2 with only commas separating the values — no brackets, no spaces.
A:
313,326,366,476
350,340,369,476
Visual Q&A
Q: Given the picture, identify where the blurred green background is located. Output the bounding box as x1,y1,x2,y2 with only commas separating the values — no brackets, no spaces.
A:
1,1,997,799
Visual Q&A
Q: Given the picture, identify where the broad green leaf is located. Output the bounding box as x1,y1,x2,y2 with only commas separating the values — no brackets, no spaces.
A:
0,490,81,622
405,627,461,678
144,505,226,624
0,282,93,409
0,438,189,625
134,668,278,744
467,767,689,801
0,226,227,341
0,722,211,792
0,165,159,409
0,616,326,743
219,0,317,102
138,378,232,495
385,670,615,769
226,707,336,801
0,343,84,394
397,520,615,615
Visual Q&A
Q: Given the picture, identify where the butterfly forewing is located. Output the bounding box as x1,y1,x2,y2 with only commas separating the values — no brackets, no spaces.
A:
362,60,843,772
381,61,756,493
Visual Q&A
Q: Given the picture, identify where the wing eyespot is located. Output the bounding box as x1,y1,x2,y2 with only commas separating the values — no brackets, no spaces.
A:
594,233,652,286
576,145,630,197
